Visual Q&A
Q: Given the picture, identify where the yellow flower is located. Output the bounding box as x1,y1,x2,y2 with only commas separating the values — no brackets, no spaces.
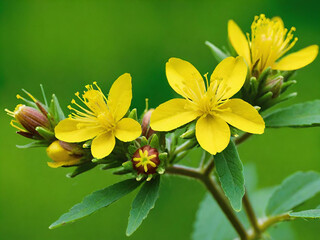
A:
46,141,82,168
150,57,265,155
228,14,318,74
55,73,142,159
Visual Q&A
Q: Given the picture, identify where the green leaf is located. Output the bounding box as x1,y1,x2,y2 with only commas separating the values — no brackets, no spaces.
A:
192,193,237,240
49,179,141,229
264,100,320,128
243,163,258,193
16,140,49,149
126,176,160,236
49,94,65,124
215,140,245,211
67,162,97,178
149,134,159,149
289,209,320,219
40,84,48,107
266,171,320,216
205,41,229,62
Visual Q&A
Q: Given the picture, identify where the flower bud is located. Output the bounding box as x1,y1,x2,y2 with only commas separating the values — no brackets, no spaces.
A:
132,145,160,174
5,104,50,138
262,75,284,98
46,140,83,168
141,109,155,139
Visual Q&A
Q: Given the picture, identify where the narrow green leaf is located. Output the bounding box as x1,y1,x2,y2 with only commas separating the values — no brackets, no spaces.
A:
49,179,141,229
266,171,320,216
40,84,48,107
126,176,160,236
290,209,320,219
264,100,320,128
50,94,65,123
67,162,97,178
215,140,245,211
16,140,49,149
205,41,229,62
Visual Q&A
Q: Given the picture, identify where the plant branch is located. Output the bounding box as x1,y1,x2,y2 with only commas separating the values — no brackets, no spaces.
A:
242,191,261,238
235,133,252,145
166,163,249,240
259,213,291,232
166,165,203,179
203,175,249,240
203,156,215,176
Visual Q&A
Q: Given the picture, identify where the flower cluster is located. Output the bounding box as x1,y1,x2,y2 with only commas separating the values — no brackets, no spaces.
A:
5,14,318,179
4,13,320,238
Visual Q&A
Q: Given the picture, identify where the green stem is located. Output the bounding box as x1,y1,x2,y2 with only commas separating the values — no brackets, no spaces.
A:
166,163,249,240
235,133,262,237
235,133,252,145
242,191,261,238
259,213,291,232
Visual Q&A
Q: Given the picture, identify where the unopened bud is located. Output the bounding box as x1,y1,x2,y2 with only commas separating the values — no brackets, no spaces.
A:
132,145,160,174
262,75,284,98
46,140,83,168
141,109,155,139
5,104,50,138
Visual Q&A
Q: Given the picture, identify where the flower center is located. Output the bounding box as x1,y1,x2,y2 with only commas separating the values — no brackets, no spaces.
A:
133,149,157,173
191,78,229,116
250,14,298,73
97,112,116,130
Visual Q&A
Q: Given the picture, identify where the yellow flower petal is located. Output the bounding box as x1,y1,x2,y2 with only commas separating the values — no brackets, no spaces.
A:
114,118,141,142
108,73,132,122
48,161,66,168
217,99,265,134
195,115,230,155
210,56,248,99
272,45,319,71
47,159,81,168
150,98,200,131
228,20,251,67
55,118,104,143
166,58,206,100
91,131,115,159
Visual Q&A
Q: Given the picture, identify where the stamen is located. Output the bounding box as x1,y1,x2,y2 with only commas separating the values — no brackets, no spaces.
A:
93,82,108,101
71,99,95,116
204,73,209,89
145,98,149,112
22,89,37,102
10,120,26,132
5,108,15,117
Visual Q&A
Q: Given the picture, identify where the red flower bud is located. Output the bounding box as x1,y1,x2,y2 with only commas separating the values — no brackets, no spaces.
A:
6,104,50,137
132,145,160,174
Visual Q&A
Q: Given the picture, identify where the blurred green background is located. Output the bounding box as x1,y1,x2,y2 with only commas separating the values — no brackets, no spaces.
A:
0,0,319,239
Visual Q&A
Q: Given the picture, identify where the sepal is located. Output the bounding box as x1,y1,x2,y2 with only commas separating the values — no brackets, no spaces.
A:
128,108,138,121
205,41,230,62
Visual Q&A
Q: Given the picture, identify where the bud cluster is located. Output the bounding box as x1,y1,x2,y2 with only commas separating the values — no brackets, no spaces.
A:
242,68,297,110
